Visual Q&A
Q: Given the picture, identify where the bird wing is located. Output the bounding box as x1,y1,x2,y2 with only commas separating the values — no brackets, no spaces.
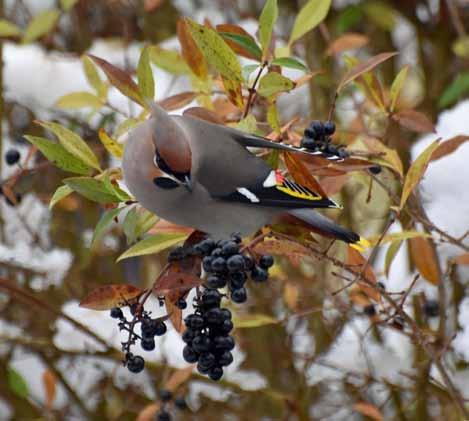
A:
216,169,340,209
173,115,339,210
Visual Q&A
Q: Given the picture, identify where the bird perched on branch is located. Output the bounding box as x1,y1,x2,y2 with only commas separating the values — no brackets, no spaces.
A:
122,103,367,248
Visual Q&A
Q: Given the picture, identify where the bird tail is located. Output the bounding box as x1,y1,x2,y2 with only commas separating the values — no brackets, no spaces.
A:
288,209,369,251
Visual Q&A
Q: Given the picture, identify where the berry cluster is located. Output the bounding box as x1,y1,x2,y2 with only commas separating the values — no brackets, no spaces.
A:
176,234,274,381
155,388,188,421
110,305,168,374
300,120,349,159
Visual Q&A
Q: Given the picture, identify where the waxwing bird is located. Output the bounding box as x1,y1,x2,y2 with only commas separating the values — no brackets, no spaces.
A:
122,102,367,246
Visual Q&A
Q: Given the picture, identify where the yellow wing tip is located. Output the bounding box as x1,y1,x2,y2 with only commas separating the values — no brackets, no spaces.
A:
350,237,371,252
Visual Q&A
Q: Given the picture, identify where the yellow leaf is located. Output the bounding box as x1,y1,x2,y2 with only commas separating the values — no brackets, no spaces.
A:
55,91,103,109
0,19,22,37
185,18,242,82
233,313,278,328
137,46,155,101
289,0,332,45
98,129,124,159
23,9,60,44
400,140,440,209
389,65,409,111
257,72,294,98
82,56,107,99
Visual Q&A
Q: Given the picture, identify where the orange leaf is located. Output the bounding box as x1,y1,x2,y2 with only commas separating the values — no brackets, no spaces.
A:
165,298,184,333
430,135,469,162
338,51,397,92
182,106,224,125
136,403,160,421
79,284,143,310
392,109,436,133
254,238,310,266
283,282,299,310
284,152,328,198
87,55,145,107
177,18,208,79
320,174,349,196
347,247,380,302
326,33,369,56
452,253,469,265
164,366,194,391
159,91,197,111
353,402,383,421
154,268,203,297
409,237,440,284
42,370,57,410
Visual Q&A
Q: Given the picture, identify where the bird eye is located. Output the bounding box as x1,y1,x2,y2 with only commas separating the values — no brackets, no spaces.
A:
153,177,180,190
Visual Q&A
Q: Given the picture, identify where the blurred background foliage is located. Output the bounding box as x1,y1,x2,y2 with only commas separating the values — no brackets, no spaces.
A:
0,0,469,420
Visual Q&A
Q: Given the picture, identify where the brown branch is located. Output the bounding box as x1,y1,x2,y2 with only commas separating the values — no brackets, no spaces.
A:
243,61,267,119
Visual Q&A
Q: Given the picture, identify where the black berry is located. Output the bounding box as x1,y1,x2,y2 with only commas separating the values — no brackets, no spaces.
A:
182,345,198,363
110,307,123,319
211,257,226,273
208,366,223,381
206,275,227,289
324,121,336,135
221,241,239,257
127,355,145,373
259,255,274,269
423,300,439,318
141,338,155,351
174,396,187,410
5,149,20,166
154,321,167,336
364,304,376,317
218,351,233,366
159,389,173,402
369,165,382,174
156,410,171,421
251,265,268,282
176,298,187,310
202,256,213,272
192,335,211,353
231,287,247,303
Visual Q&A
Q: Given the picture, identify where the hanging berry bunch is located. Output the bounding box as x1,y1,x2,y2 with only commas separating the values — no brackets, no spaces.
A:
300,120,349,159
171,234,274,381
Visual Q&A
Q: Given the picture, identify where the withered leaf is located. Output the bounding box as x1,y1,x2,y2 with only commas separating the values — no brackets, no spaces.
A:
79,284,143,310
392,109,436,133
159,91,197,111
409,237,440,284
430,135,469,162
183,106,224,124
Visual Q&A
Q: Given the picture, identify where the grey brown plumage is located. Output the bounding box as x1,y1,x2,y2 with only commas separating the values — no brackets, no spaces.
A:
122,102,363,244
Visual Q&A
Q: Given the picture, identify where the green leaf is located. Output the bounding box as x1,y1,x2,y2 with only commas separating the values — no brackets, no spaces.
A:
453,36,469,58
389,65,409,112
137,46,155,100
55,91,103,109
134,210,159,239
271,57,308,72
219,32,262,61
265,149,279,169
233,313,278,328
64,177,122,204
438,72,469,108
242,64,259,82
22,9,60,44
385,240,402,277
91,207,123,248
49,184,73,210
24,135,93,175
259,0,278,57
148,46,190,75
236,114,258,134
257,72,294,97
102,172,131,202
185,18,242,82
82,56,107,99
37,121,101,171
117,233,189,262
0,19,22,37
400,140,440,210
289,0,332,45
88,54,146,108
98,128,124,159
362,1,397,31
336,5,363,34
267,101,280,132
7,368,29,399
123,207,139,244
60,0,79,10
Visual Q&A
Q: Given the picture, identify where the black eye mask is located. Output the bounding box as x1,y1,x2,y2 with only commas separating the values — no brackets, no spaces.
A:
153,177,180,190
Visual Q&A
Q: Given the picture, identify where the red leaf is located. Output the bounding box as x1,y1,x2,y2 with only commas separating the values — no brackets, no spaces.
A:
158,91,197,111
79,284,143,310
87,55,145,107
392,109,436,133
338,52,397,92
182,106,224,124
430,135,469,161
